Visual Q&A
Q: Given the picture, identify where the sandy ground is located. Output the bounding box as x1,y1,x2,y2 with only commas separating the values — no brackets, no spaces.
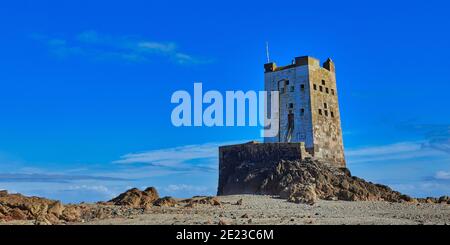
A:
82,195,450,225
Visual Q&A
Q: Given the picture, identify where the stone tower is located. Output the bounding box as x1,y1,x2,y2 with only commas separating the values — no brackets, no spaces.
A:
263,56,345,166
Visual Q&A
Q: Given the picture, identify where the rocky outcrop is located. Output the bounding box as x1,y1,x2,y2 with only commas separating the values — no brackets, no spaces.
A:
108,187,159,209
0,190,66,223
218,142,317,196
182,196,222,207
218,158,446,205
0,187,160,224
0,186,227,224
0,190,151,224
153,197,177,207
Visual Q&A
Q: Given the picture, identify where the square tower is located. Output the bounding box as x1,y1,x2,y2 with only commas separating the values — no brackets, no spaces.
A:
264,56,345,167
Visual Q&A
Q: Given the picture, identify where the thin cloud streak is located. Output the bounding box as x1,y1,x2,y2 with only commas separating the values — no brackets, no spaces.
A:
113,140,248,172
32,31,212,65
434,171,450,180
346,140,450,164
0,173,129,183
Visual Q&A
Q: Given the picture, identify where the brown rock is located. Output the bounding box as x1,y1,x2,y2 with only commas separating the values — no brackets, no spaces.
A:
47,201,64,217
288,185,317,205
34,216,52,225
211,197,221,206
10,208,27,220
241,213,249,218
0,192,69,222
235,199,243,205
144,187,159,196
218,219,229,225
109,187,159,208
438,196,449,204
218,158,416,203
154,197,177,207
61,206,82,222
0,204,8,216
0,190,8,197
185,196,222,206
184,202,195,208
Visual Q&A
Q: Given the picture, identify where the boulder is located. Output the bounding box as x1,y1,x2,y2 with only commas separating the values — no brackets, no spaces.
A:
153,197,177,207
289,185,318,205
184,196,222,207
0,190,8,197
10,208,27,220
61,205,83,222
438,196,449,204
109,187,159,208
235,199,243,205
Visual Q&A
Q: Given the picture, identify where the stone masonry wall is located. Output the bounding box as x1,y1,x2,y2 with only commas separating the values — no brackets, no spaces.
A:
308,60,345,166
263,56,346,167
217,141,311,195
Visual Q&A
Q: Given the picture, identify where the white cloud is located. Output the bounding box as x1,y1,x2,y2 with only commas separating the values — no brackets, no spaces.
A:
346,141,448,164
138,41,177,53
67,184,111,194
435,171,450,180
0,173,127,183
161,184,215,198
390,181,450,198
164,184,208,192
346,142,421,157
113,140,247,171
33,31,211,65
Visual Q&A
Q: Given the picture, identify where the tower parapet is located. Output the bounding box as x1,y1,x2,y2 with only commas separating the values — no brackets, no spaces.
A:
323,58,335,73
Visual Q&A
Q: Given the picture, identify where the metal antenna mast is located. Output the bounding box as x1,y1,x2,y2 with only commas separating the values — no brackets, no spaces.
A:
266,42,270,63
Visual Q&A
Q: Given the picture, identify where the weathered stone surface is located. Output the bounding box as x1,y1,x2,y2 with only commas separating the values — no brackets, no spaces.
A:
235,199,243,205
218,141,311,195
0,187,163,224
287,184,318,205
264,56,345,167
154,197,177,207
438,196,449,204
182,196,222,207
218,155,421,204
61,205,83,222
0,190,8,197
109,187,159,209
0,192,67,222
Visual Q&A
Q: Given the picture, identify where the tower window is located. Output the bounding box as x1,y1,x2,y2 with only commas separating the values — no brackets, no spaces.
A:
319,86,323,92
324,110,328,117
289,103,294,108
285,80,289,85
331,89,335,95
326,87,329,94
313,84,317,90
322,80,326,85
290,86,295,92
300,108,305,116
324,103,328,109
318,109,322,115
331,111,335,117
300,84,305,91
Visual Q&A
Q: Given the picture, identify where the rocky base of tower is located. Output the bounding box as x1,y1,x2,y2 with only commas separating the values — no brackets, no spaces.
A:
217,142,433,205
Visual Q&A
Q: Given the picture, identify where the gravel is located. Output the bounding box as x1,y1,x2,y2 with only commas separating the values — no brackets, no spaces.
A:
82,195,450,225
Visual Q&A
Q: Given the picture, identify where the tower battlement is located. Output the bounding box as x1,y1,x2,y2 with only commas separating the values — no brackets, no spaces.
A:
264,56,335,73
264,55,345,166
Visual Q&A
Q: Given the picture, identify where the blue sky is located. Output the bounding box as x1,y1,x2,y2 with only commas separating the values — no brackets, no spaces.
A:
0,0,449,203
